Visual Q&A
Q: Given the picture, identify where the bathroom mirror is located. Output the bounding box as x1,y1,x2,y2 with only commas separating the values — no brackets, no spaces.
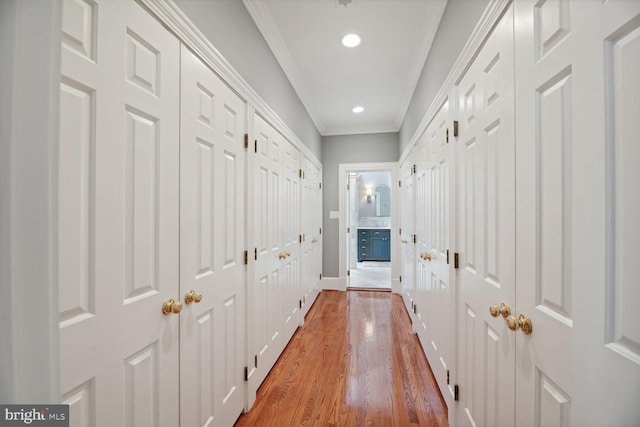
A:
375,185,390,216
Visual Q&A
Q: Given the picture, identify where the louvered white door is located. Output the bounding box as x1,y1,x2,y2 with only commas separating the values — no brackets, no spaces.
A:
514,0,640,425
179,46,246,427
399,156,416,317
58,1,180,425
456,5,515,427
420,99,454,408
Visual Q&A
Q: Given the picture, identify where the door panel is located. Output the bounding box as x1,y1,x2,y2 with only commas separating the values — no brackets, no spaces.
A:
59,1,180,425
301,156,322,317
399,156,415,316
514,0,640,425
456,5,515,427
179,46,246,427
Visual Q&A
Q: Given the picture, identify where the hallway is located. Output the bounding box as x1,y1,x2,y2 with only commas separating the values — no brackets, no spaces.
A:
235,291,448,426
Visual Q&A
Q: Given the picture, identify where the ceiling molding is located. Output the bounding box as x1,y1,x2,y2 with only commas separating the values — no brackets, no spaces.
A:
136,0,321,168
393,0,448,129
322,124,399,137
399,0,511,165
243,0,327,134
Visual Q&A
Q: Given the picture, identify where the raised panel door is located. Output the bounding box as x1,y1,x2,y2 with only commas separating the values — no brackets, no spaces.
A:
514,0,640,425
456,5,515,427
179,46,246,427
59,1,180,425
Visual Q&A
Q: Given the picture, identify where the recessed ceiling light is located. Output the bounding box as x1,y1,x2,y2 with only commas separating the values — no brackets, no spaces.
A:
352,106,364,113
342,33,362,48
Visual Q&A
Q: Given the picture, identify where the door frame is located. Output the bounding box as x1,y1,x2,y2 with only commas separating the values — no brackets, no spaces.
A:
338,162,399,293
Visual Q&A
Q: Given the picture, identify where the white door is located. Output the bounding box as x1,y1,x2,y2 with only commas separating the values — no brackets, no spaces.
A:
456,5,515,427
59,1,180,425
514,0,640,425
399,156,416,316
281,140,302,338
301,156,322,317
179,46,246,427
421,99,454,408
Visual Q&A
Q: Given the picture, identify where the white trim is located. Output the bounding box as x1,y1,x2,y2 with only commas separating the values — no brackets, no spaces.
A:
320,277,346,291
137,0,321,168
338,162,399,294
322,123,400,137
393,0,448,129
242,0,326,133
0,0,62,403
399,0,511,164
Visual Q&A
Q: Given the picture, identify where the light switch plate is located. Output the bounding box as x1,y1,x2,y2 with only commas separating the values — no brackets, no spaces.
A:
329,211,339,219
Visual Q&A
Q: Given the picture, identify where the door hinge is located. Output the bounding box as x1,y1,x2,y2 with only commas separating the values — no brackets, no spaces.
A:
299,299,302,309
347,184,350,191
299,169,303,178
319,182,322,189
454,253,459,269
399,228,402,235
413,304,417,314
454,385,459,401
254,248,258,261
446,249,449,264
412,164,416,174
255,355,258,368
244,250,248,265
413,234,417,244
399,275,402,283
446,128,449,143
399,180,402,187
347,227,350,233
320,273,322,280
244,133,249,149
347,270,350,276
447,370,450,385
319,227,322,235
254,140,257,153
299,234,303,243
453,120,459,137
244,367,249,381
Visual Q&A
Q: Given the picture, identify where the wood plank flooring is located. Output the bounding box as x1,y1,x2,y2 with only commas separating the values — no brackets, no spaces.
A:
234,290,448,427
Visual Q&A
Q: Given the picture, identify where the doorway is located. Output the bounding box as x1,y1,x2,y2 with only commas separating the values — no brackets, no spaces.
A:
347,170,392,289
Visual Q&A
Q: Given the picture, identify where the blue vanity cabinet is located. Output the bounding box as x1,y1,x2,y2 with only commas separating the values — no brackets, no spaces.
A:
357,229,390,261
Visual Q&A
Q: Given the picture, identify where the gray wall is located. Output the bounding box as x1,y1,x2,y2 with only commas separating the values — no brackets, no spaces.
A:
173,0,322,160
322,132,399,277
399,0,489,154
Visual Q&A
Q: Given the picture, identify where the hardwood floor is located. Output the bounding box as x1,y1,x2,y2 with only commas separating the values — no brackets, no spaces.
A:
234,290,448,427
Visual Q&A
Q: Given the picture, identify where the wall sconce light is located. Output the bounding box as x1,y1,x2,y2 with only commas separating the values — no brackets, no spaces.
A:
366,188,372,203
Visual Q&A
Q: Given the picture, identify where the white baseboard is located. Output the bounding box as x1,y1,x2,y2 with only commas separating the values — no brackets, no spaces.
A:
320,277,347,291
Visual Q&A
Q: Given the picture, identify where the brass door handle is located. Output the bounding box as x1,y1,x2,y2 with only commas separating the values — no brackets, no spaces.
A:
311,239,318,244
420,253,432,261
162,298,183,315
506,314,533,335
401,240,408,244
285,251,291,257
489,303,511,318
278,252,286,259
184,290,202,304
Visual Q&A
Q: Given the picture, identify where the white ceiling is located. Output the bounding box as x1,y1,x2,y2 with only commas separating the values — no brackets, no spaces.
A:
243,0,447,136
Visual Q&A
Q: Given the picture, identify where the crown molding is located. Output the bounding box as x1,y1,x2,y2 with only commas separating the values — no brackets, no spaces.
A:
322,123,399,137
243,0,327,134
399,0,511,165
137,0,321,167
393,0,448,129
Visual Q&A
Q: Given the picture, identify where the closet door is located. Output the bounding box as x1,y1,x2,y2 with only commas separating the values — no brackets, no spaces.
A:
301,156,322,317
59,1,180,425
421,99,454,407
456,5,515,427
514,0,640,424
249,114,286,392
179,46,246,427
399,155,416,317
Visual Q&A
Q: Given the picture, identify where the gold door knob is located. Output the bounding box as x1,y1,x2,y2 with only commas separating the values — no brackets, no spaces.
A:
312,239,318,243
285,251,291,257
423,253,432,261
506,314,533,334
401,240,408,244
278,252,286,259
162,298,183,315
185,290,203,304
489,303,511,318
